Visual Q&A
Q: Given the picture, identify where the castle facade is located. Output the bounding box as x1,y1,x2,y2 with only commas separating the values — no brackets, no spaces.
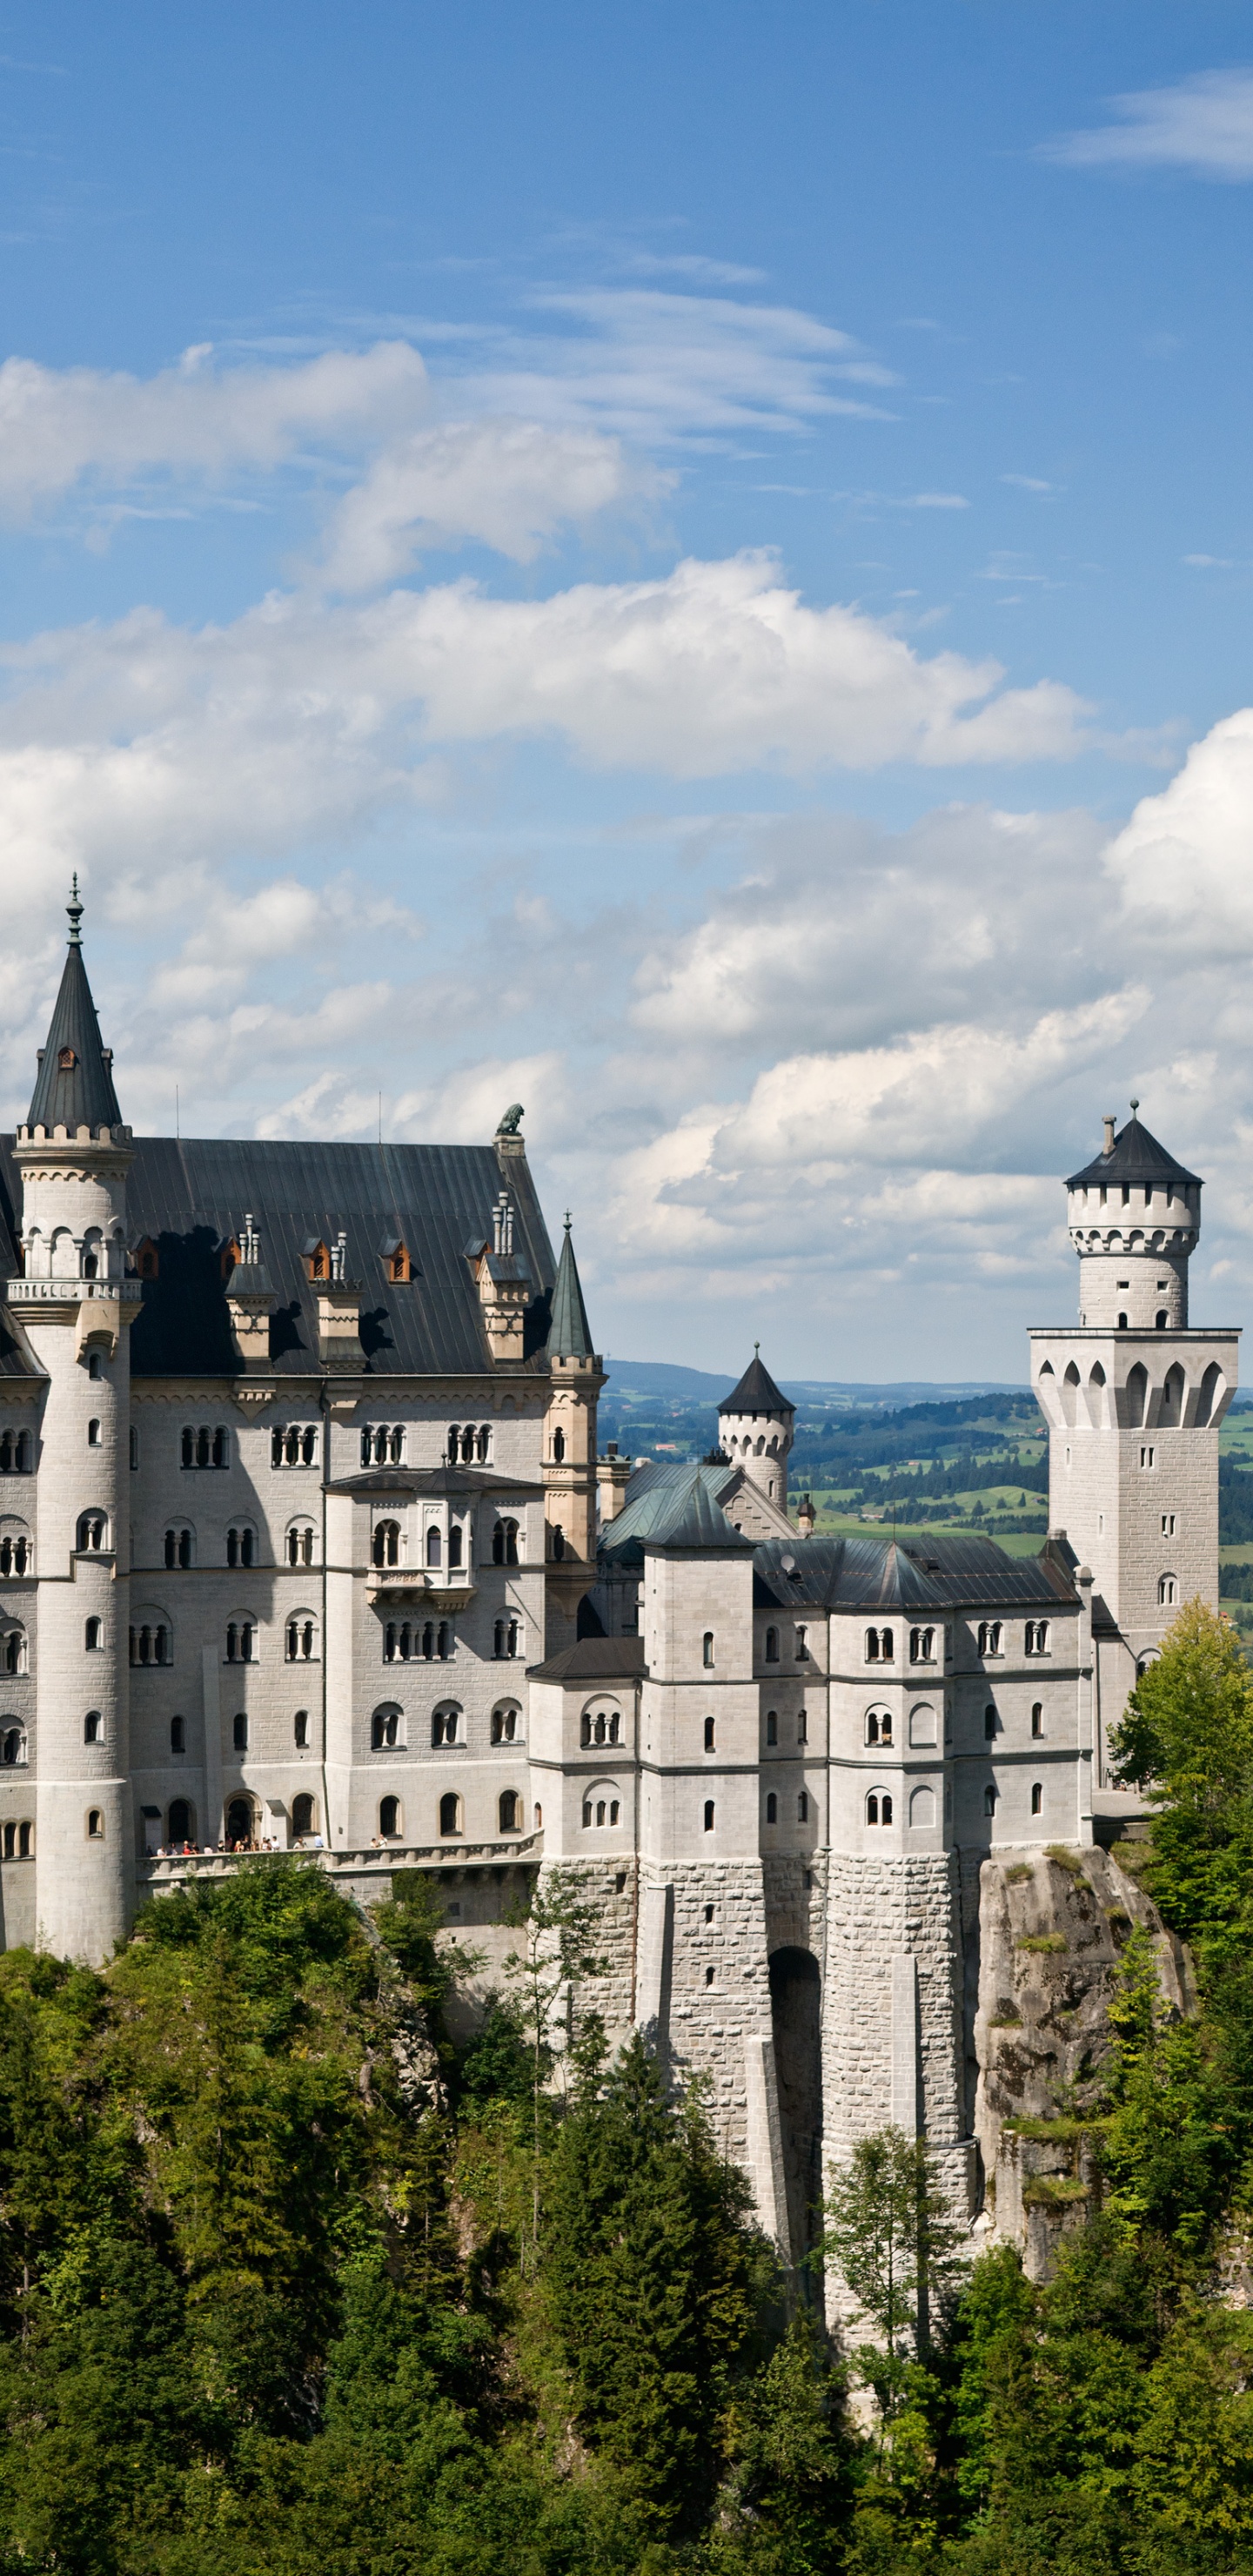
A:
0,898,1237,2255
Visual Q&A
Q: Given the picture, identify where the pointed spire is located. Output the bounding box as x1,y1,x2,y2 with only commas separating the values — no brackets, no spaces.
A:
26,882,124,1137
546,1212,595,1361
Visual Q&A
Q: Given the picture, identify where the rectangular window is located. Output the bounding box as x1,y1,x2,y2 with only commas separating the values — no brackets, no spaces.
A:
1161,1512,1176,1536
1140,1446,1156,1470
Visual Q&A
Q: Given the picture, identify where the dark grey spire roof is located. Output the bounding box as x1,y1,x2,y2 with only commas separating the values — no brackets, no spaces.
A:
1067,1110,1201,1193
546,1215,595,1360
26,884,124,1137
719,1347,792,1415
640,1467,756,1553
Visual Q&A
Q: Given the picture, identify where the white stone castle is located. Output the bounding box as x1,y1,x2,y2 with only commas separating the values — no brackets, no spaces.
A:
0,894,1238,2254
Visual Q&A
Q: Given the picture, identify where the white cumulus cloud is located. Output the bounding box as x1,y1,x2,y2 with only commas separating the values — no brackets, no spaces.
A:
318,418,663,589
1048,69,1253,180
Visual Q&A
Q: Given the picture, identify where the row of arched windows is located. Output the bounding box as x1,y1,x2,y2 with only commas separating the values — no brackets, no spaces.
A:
581,1708,621,1745
0,1432,33,1475
447,1426,492,1465
361,1425,405,1466
0,1533,30,1575
183,1426,230,1468
2,1820,32,1856
384,1620,455,1661
130,1624,171,1667
271,1425,318,1468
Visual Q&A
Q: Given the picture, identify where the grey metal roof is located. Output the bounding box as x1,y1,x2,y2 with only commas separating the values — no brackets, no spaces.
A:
546,1218,596,1361
601,1462,752,1567
719,1349,791,1415
1067,1113,1201,1194
528,1637,647,1684
26,901,124,1137
642,1470,757,1552
0,1135,559,1381
325,1465,545,1499
752,1530,1076,1612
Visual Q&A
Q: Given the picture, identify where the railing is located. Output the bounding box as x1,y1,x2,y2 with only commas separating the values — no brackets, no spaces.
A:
137,1834,541,1886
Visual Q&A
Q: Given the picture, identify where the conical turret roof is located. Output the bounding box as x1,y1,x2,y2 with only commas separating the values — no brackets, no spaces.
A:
719,1345,792,1416
1067,1109,1200,1193
26,882,124,1137
546,1214,595,1361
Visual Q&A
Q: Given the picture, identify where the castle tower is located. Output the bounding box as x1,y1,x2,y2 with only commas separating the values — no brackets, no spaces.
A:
9,887,140,1960
718,1349,794,1508
1029,1106,1239,1754
543,1217,606,1648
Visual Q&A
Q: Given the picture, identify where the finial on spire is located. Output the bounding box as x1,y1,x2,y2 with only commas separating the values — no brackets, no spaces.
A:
754,1338,760,1355
1130,1097,1140,1114
67,874,83,946
564,1210,572,1231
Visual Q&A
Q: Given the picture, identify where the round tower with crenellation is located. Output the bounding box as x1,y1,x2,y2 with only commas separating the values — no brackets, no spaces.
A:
717,1348,794,1509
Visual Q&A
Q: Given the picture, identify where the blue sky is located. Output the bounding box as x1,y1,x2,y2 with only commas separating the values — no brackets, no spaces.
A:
2,3,1253,1378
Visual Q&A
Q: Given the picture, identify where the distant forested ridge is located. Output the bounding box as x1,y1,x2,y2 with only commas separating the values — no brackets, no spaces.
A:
2,1610,1253,2575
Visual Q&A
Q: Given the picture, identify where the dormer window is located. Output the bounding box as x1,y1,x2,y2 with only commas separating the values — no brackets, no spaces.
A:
380,1237,414,1284
57,1046,76,1071
303,1238,331,1282
134,1239,158,1280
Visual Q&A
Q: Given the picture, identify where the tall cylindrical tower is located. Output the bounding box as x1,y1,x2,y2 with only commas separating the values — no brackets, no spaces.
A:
7,888,139,1961
1066,1104,1201,1330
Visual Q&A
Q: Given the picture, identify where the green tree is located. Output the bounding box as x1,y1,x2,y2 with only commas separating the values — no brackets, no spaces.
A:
819,2127,967,2428
501,1864,606,2253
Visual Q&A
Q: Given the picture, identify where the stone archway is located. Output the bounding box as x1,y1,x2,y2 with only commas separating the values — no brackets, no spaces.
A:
768,1947,822,2268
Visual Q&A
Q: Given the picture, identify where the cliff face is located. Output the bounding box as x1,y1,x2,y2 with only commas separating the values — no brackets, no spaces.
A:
974,1842,1189,2277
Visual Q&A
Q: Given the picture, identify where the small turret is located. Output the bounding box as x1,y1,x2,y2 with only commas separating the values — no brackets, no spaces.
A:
717,1347,794,1508
1066,1104,1201,1331
22,878,127,1144
543,1216,606,1648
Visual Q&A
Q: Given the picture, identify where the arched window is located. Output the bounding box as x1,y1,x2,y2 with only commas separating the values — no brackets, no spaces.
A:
372,1520,401,1569
227,1525,256,1569
379,1795,403,1840
881,1793,893,1824
87,1416,101,1446
232,1712,248,1751
447,1426,460,1464
1025,1619,1050,1656
1031,1701,1043,1738
476,1426,490,1463
3,1628,25,1676
164,1526,193,1570
432,1706,459,1747
84,1614,102,1652
765,1627,779,1663
84,1709,102,1743
499,1790,520,1832
493,1518,519,1566
552,1526,566,1562
0,1532,29,1577
224,1796,253,1847
426,1526,442,1568
437,1622,452,1660
86,1809,104,1840
766,1791,778,1823
294,1710,310,1748
866,1792,879,1824
285,1524,314,1567
448,1524,463,1570
372,1707,402,1749
491,1705,519,1744
460,1427,475,1466
703,1715,715,1750
766,1710,778,1745
552,1426,566,1463
77,1512,107,1553
983,1783,997,1817
285,1615,317,1662
702,1633,714,1669
797,1791,808,1823
1031,1782,1042,1816
167,1798,193,1848
224,1620,255,1664
439,1791,460,1839
703,1799,714,1832
909,1627,935,1664
130,1622,171,1667
87,1352,103,1380
1125,1362,1149,1429
171,1714,185,1754
977,1621,1003,1658
1158,1573,1177,1607
292,1793,317,1839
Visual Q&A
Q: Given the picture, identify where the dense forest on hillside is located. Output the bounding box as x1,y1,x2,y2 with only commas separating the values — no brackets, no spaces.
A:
3,1607,1253,2573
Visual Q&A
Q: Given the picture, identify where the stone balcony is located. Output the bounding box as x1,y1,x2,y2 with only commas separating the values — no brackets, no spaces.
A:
364,1566,479,1609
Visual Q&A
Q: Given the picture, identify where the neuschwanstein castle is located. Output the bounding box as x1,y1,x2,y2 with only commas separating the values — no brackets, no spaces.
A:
0,893,1237,2258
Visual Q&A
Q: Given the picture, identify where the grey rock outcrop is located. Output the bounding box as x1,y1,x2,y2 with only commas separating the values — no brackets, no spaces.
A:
975,1843,1188,2276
